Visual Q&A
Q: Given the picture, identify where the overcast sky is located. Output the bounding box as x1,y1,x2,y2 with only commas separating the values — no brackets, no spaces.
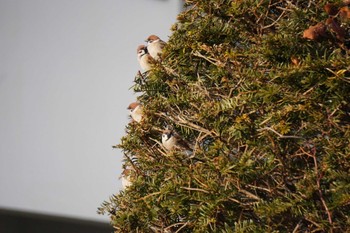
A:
0,0,179,222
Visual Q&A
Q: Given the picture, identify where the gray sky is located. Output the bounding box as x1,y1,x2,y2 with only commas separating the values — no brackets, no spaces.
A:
0,0,179,222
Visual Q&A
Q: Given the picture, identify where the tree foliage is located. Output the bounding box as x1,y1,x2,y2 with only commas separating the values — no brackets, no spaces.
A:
99,0,350,232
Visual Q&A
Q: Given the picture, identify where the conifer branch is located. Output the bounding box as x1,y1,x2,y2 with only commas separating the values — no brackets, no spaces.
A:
300,147,333,230
103,1,350,231
123,153,141,174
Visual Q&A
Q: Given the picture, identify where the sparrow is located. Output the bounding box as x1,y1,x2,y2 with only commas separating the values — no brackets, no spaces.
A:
145,35,166,61
121,168,132,189
161,128,192,151
127,102,143,123
137,45,153,72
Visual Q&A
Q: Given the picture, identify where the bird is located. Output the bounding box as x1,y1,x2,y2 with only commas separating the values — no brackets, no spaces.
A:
161,128,192,151
145,35,166,61
127,102,143,123
121,168,132,189
137,45,153,72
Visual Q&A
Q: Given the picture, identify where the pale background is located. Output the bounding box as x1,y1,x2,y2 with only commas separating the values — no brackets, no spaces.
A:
0,0,179,222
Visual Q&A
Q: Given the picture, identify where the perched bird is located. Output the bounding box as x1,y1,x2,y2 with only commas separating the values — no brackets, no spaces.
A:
127,102,143,123
121,168,132,189
137,45,153,72
145,35,166,61
162,128,192,151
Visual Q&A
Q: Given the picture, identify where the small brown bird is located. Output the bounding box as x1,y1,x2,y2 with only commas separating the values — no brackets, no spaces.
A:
137,45,153,72
161,128,192,151
145,35,166,61
121,168,132,189
127,102,143,123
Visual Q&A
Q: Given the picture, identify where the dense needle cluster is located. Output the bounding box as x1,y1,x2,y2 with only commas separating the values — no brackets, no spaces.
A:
99,1,350,232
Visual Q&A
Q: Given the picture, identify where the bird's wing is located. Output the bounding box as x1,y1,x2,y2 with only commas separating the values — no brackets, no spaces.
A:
146,54,155,64
174,133,192,150
160,40,167,49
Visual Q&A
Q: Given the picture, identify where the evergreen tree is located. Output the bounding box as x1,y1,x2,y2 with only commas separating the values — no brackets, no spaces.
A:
99,0,350,232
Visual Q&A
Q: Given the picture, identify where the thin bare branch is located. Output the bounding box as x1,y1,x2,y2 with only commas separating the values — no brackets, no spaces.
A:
181,187,210,193
262,8,287,29
137,192,162,201
258,127,303,139
311,150,333,228
164,221,190,233
192,51,221,66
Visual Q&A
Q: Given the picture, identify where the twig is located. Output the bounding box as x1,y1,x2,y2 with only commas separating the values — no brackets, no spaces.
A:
238,188,261,201
228,197,243,205
311,150,333,229
180,187,210,193
137,192,161,201
300,147,333,231
246,184,272,193
157,111,217,137
149,138,168,157
192,175,209,189
176,115,217,136
164,222,190,233
192,51,221,66
258,127,303,139
175,222,190,233
262,9,287,29
305,217,322,230
292,220,302,233
302,86,315,95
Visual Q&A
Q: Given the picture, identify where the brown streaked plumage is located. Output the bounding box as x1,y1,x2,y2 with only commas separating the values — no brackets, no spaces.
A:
145,34,166,61
161,129,192,151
